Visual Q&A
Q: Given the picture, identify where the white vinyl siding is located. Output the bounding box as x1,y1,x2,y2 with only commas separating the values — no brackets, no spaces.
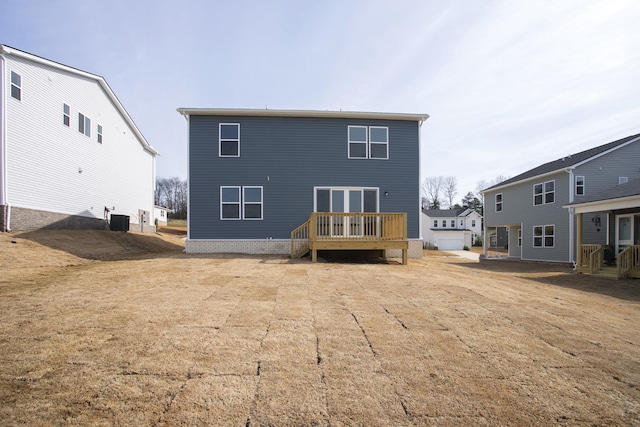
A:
3,54,155,227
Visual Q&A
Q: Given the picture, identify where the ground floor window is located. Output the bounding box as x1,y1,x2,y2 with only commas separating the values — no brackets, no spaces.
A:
533,225,554,247
220,186,263,220
518,229,522,247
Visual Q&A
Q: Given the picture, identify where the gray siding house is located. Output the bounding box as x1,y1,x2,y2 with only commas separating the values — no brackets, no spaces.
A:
482,133,640,264
177,108,429,259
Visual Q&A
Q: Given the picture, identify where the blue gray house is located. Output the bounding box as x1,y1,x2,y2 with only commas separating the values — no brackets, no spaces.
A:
177,108,429,262
481,133,640,269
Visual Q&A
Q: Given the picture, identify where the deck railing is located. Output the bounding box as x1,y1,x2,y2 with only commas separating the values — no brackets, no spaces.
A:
309,212,407,241
579,244,601,271
589,246,604,275
290,220,310,259
618,246,640,279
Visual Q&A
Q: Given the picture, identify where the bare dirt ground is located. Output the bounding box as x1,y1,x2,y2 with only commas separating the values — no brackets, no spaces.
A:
1,230,639,426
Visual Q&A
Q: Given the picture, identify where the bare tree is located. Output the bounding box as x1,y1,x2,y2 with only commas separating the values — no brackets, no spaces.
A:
422,176,444,209
476,175,510,195
443,176,457,209
155,177,188,219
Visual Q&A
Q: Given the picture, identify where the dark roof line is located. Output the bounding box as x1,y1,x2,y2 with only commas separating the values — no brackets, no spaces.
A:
484,133,640,191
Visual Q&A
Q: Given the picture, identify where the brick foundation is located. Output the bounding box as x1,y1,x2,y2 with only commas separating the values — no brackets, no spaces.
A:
6,206,109,231
186,238,423,259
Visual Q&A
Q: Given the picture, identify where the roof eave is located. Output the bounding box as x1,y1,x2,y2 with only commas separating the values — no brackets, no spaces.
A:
176,108,429,124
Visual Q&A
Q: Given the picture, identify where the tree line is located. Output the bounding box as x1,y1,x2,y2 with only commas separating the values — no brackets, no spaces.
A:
155,177,187,219
422,175,509,214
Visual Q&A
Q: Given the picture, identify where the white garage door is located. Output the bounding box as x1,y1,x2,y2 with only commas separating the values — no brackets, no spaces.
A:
437,239,464,250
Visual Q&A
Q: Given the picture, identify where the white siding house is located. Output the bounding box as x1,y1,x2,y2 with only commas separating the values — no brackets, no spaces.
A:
421,208,482,250
0,45,158,232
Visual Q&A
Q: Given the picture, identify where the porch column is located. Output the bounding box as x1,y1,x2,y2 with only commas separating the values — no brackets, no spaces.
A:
576,212,583,268
483,225,488,257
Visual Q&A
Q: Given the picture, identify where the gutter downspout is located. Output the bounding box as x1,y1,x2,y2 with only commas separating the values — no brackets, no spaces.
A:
0,49,10,232
567,168,575,267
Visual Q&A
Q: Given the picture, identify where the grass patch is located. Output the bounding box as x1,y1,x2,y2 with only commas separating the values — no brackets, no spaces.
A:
167,218,187,227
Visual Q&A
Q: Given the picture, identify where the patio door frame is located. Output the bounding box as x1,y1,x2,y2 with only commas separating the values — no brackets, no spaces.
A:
313,187,379,237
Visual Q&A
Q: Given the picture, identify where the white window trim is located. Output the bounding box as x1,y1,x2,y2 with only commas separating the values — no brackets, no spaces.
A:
219,123,240,157
619,177,629,185
495,193,503,212
10,71,21,101
242,186,263,220
369,126,389,160
78,112,91,137
63,103,70,127
97,124,103,144
533,180,555,205
533,224,555,248
312,186,379,212
348,125,368,159
575,176,585,195
220,186,241,220
433,220,438,228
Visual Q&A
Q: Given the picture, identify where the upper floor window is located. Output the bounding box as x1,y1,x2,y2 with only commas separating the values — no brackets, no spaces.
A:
460,220,464,227
10,71,21,100
495,193,503,212
219,123,240,157
78,113,91,137
348,126,388,160
471,219,476,227
63,104,70,126
619,177,628,185
450,220,455,228
441,220,446,227
97,124,103,143
533,225,555,248
533,180,554,205
575,176,585,195
433,220,437,228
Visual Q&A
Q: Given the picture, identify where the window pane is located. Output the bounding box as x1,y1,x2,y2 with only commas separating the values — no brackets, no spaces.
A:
534,226,543,236
544,225,554,236
349,126,367,142
545,181,554,192
63,115,70,126
370,143,388,159
64,104,70,115
545,237,554,246
85,117,91,137
11,71,21,85
363,190,377,212
545,193,554,203
222,204,240,219
369,127,388,143
496,194,502,202
221,187,240,202
220,124,239,139
349,190,362,213
316,189,330,212
220,141,239,156
79,113,85,133
11,85,21,100
244,204,262,219
534,195,543,205
534,184,542,194
244,187,262,203
349,142,367,158
534,237,542,247
332,190,344,213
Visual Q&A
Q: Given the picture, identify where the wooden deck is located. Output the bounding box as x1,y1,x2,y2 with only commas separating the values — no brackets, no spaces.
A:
291,212,408,264
577,245,640,279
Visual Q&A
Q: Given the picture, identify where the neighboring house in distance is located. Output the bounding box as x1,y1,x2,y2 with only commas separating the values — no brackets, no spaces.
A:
481,133,640,264
177,108,429,261
154,206,172,226
565,178,640,278
0,45,158,232
421,208,482,250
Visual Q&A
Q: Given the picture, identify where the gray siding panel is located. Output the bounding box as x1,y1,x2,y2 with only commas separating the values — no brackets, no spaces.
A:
189,115,420,240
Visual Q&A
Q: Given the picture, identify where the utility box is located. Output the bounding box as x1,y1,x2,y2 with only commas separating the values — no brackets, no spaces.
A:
110,214,130,232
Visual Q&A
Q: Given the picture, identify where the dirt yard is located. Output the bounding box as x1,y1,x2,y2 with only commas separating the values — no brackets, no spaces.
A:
1,229,639,426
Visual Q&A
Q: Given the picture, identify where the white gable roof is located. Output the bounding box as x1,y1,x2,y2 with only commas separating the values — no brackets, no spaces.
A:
1,45,158,156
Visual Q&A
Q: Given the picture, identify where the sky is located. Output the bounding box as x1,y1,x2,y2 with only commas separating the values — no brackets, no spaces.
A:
2,0,640,204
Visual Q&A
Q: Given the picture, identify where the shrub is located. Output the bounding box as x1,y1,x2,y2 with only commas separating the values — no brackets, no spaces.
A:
463,246,470,251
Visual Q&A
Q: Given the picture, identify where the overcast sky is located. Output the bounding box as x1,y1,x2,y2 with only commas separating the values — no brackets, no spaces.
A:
2,0,639,203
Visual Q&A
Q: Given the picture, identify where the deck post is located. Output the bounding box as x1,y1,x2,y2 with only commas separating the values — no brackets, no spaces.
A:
576,212,583,269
